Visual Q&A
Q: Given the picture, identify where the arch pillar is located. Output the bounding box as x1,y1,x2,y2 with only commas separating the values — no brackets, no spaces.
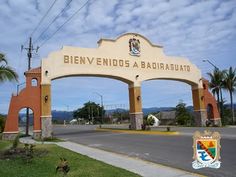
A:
202,79,221,126
41,84,52,138
3,67,41,140
129,84,143,129
192,86,207,126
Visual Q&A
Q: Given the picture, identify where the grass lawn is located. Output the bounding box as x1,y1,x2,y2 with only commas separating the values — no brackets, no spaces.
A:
0,140,11,150
0,140,140,177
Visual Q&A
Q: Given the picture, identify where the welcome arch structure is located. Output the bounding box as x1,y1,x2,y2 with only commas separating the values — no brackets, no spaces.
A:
3,33,221,139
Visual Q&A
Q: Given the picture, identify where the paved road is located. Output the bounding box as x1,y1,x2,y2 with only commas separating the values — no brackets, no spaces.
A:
53,125,236,177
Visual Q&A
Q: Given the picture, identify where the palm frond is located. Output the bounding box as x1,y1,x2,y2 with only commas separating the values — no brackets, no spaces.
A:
0,53,7,65
0,65,18,82
223,67,236,93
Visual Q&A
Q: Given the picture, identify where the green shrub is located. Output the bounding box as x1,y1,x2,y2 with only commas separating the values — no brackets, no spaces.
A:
141,119,151,131
12,135,20,149
0,115,6,133
23,144,36,163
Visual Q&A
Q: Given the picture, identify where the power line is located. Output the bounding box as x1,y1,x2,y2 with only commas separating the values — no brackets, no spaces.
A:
39,0,93,48
34,0,73,44
22,0,59,46
30,0,59,38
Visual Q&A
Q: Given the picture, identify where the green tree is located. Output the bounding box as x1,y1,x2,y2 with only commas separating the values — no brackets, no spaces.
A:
175,101,192,126
222,103,232,125
112,109,129,123
0,53,18,83
73,101,104,124
207,68,225,118
0,114,6,132
223,67,236,124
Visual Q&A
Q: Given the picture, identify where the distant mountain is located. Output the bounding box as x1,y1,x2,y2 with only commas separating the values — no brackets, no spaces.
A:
105,108,128,114
51,106,191,119
51,110,73,121
50,108,174,120
5,103,235,122
17,111,73,124
105,107,177,116
186,106,194,112
142,107,175,115
224,103,236,109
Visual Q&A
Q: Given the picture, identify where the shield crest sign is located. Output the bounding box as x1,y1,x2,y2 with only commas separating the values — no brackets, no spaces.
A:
129,38,140,56
192,131,221,169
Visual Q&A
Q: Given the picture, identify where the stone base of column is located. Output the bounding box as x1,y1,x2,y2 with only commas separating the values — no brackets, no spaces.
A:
194,110,207,126
2,132,19,140
130,112,143,130
33,130,42,140
211,118,222,127
41,116,52,139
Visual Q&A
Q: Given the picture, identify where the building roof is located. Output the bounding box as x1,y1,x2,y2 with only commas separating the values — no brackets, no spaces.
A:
156,111,176,120
24,67,41,74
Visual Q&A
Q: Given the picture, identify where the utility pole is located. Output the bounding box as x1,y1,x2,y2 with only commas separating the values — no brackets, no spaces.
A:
21,37,39,135
93,92,104,124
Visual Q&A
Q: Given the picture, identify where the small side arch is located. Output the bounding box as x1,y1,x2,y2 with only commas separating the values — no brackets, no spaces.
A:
18,107,34,135
207,104,214,119
31,78,38,87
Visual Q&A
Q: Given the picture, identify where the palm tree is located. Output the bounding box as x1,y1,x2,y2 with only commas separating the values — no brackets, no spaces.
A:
0,53,18,83
223,67,236,124
207,68,225,115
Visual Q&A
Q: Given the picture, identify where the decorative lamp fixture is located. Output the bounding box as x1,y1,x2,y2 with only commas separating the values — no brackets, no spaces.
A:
45,95,48,103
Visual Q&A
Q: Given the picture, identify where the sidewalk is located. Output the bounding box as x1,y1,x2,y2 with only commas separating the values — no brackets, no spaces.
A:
20,137,203,177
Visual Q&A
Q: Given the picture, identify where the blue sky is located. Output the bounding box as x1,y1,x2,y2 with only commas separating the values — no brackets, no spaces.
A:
0,0,236,113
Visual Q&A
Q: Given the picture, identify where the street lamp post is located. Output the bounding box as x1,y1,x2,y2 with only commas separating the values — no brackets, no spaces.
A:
63,104,69,126
93,92,104,124
202,59,224,120
16,82,26,95
202,59,219,70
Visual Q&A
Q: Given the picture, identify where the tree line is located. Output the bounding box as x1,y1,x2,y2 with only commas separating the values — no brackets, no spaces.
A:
207,67,236,124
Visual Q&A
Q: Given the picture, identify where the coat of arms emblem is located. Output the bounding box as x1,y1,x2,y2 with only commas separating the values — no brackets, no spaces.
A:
129,38,140,56
192,131,221,169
